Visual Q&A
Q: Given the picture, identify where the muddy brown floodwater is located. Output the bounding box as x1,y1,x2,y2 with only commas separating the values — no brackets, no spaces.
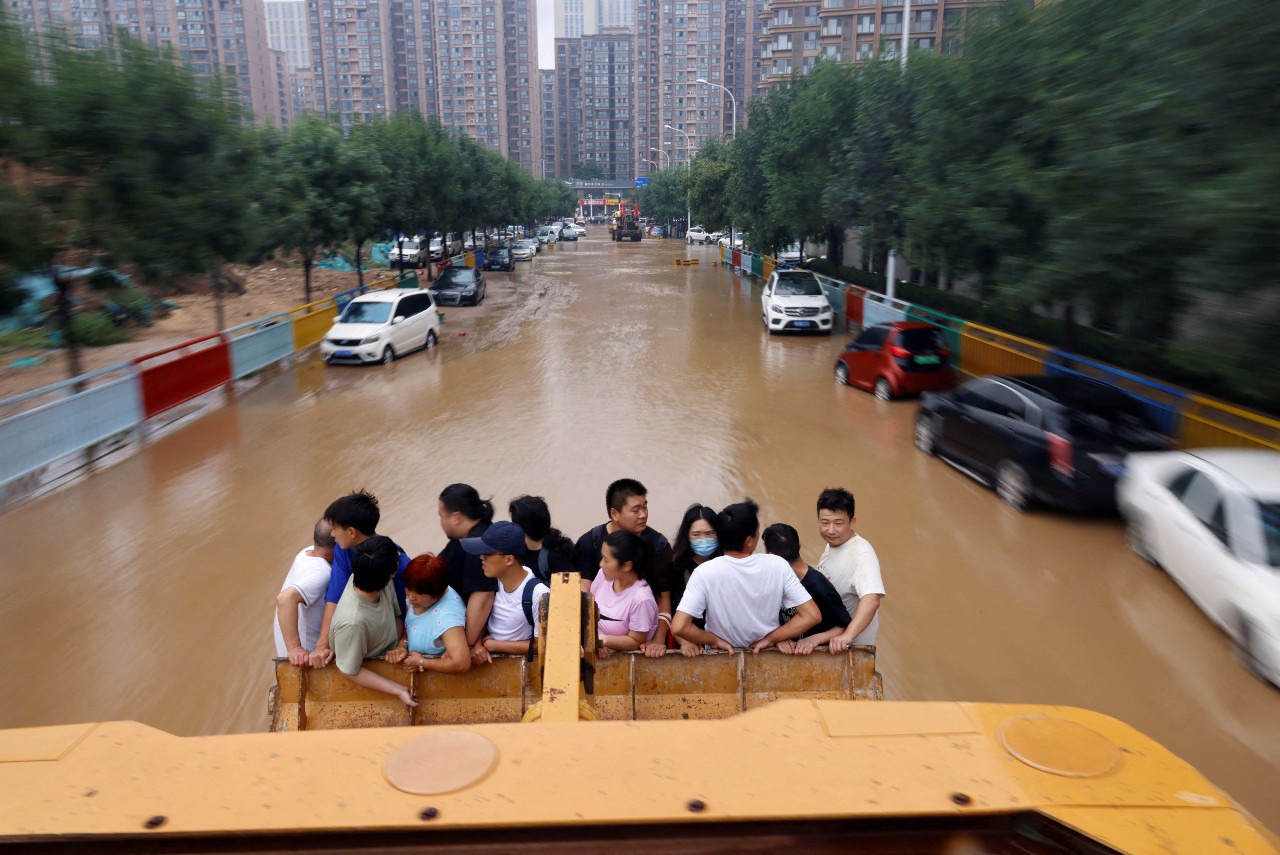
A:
1,234,1277,830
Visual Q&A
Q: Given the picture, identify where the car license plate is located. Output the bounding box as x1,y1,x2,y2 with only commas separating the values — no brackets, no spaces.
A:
1091,453,1126,477
334,349,353,358
915,355,942,365
794,320,813,328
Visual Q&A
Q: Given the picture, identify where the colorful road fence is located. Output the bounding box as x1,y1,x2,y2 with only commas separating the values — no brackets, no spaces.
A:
0,273,400,500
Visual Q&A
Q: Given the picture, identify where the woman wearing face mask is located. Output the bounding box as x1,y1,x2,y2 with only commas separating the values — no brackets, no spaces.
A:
668,504,722,654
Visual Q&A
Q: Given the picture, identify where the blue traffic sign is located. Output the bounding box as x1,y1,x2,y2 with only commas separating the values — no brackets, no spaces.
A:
634,177,649,188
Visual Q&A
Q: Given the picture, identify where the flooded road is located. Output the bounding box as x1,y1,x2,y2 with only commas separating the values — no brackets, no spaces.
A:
2,234,1278,829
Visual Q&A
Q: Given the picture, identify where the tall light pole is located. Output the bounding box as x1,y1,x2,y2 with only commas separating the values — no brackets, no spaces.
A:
664,125,694,235
651,147,670,169
695,78,736,140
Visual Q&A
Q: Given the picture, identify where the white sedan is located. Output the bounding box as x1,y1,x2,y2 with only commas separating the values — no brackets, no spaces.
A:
1117,448,1280,686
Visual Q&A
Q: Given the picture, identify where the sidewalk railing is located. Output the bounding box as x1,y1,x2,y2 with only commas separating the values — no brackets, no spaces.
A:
0,273,403,501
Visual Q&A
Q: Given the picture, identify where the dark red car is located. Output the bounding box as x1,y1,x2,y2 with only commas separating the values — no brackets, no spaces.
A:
835,321,957,400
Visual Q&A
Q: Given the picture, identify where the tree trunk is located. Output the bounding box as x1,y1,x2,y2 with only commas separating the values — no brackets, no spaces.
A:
211,272,225,333
54,269,84,385
303,254,313,305
354,238,365,290
825,223,844,271
423,223,434,282
1061,302,1078,353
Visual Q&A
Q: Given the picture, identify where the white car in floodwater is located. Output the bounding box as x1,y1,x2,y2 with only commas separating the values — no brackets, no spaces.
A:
320,289,440,366
1117,448,1280,686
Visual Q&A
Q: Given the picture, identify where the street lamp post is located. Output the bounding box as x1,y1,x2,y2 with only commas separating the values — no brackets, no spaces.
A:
664,125,694,235
695,78,736,139
650,147,670,169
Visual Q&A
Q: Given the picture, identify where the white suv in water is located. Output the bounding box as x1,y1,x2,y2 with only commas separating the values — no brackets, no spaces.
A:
761,269,834,335
320,289,440,365
686,226,710,244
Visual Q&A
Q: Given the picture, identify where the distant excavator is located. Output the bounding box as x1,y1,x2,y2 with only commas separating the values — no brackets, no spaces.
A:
611,200,643,242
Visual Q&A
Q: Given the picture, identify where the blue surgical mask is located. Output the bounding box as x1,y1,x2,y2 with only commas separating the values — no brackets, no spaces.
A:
690,538,718,557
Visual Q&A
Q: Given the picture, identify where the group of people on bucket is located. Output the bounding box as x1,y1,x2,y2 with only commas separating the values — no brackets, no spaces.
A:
272,478,885,708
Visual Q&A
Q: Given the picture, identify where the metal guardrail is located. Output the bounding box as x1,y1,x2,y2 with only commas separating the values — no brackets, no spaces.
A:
958,322,1052,379
289,296,339,352
1044,350,1188,437
225,313,293,380
0,361,142,487
1181,395,1280,451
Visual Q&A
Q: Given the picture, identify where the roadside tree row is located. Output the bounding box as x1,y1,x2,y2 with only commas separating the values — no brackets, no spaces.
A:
681,0,1280,409
0,20,574,377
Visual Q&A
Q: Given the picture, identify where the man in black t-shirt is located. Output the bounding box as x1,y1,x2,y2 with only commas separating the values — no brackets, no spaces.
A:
763,523,852,655
574,478,673,656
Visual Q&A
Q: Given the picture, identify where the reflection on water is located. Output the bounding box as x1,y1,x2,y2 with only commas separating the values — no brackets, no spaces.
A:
0,235,1276,830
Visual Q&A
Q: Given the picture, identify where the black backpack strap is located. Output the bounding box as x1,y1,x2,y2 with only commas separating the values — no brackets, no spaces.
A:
521,576,540,627
538,548,550,581
522,577,542,662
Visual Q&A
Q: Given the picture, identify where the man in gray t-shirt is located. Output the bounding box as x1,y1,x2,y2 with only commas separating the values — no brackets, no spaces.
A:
328,535,417,709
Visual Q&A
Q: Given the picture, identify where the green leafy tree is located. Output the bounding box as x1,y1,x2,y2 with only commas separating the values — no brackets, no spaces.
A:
7,31,272,375
761,62,859,261
689,138,733,232
272,115,379,303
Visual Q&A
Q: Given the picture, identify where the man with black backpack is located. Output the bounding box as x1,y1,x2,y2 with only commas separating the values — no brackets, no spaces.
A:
460,521,550,664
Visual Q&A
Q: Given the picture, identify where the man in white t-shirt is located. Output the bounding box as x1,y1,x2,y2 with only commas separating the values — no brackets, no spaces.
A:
672,499,819,653
461,521,550,664
816,487,885,653
273,518,335,665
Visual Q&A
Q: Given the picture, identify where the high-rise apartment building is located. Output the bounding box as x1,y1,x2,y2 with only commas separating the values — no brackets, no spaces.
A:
539,69,557,178
387,0,439,118
579,28,634,181
265,0,310,69
553,0,632,37
8,0,288,126
552,37,583,178
306,0,394,126
500,0,541,173
629,0,760,179
757,0,980,88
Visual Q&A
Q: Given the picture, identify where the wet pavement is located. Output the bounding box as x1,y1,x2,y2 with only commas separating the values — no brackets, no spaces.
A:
1,233,1277,829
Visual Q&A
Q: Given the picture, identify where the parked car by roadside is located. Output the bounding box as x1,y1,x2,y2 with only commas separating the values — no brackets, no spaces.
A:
686,226,710,244
484,247,514,271
914,374,1173,512
389,238,426,269
429,234,464,260
835,322,957,400
719,233,748,249
536,226,558,245
1117,449,1280,686
512,239,538,260
760,269,834,335
707,230,723,244
429,267,487,306
777,243,803,264
320,289,439,366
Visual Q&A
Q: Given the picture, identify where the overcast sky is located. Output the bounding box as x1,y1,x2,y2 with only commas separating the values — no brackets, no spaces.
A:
538,0,554,68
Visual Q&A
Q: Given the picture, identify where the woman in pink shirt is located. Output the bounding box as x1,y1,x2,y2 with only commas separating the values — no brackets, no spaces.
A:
590,530,659,656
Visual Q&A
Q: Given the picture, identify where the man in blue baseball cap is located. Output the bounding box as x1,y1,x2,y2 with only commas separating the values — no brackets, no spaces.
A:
461,521,550,663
